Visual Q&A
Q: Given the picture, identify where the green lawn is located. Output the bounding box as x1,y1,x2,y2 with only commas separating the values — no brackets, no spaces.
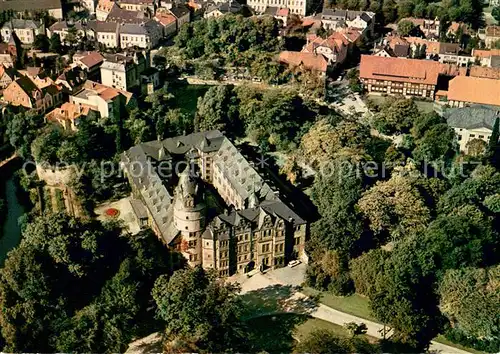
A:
169,83,211,117
302,287,376,322
366,95,436,114
434,335,485,354
246,314,360,352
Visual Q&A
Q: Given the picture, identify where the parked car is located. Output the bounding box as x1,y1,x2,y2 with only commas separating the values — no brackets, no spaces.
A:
288,260,301,268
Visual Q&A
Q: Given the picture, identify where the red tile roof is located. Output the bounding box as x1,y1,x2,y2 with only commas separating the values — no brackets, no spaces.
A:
447,76,500,106
469,66,500,79
278,51,328,72
472,49,500,58
78,51,104,69
155,13,176,26
276,8,289,17
359,55,456,85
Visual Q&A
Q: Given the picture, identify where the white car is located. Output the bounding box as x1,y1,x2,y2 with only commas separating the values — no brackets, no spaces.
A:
288,260,301,268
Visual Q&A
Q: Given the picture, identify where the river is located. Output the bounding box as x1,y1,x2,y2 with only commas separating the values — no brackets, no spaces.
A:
0,162,28,264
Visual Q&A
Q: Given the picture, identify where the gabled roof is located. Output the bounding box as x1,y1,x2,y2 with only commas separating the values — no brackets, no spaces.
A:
279,51,328,72
169,4,190,18
472,49,500,58
469,66,500,80
77,51,104,69
120,19,162,35
2,19,41,30
359,55,450,85
155,13,176,26
444,106,499,130
108,7,147,23
447,76,500,107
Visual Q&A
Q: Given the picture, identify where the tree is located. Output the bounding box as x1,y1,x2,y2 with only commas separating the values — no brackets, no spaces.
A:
349,249,389,297
6,111,44,159
194,85,240,134
0,214,179,352
370,238,446,351
33,34,50,52
294,329,350,354
398,20,415,36
372,97,420,134
439,266,499,339
309,160,366,257
420,205,498,273
294,329,379,354
466,138,487,157
300,118,370,169
357,169,431,242
49,33,62,53
493,7,500,24
31,128,63,165
152,267,248,352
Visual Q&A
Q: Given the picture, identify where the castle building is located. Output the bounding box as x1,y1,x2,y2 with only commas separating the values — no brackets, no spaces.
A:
121,130,308,276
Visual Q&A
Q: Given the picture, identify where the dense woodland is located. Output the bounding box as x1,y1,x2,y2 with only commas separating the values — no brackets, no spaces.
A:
300,97,500,352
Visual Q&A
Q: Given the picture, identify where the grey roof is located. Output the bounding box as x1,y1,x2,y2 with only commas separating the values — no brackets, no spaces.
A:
169,4,190,18
120,20,162,35
130,198,148,219
2,19,41,30
95,21,119,33
108,7,147,23
121,130,306,245
444,106,500,130
491,55,500,68
215,137,277,202
0,0,62,11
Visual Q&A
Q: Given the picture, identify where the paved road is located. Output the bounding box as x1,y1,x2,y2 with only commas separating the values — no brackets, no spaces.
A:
236,266,471,354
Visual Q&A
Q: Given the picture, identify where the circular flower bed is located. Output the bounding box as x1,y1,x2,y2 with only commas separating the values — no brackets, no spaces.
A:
105,208,120,218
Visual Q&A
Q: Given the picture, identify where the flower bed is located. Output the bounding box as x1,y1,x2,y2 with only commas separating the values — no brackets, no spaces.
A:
105,208,120,218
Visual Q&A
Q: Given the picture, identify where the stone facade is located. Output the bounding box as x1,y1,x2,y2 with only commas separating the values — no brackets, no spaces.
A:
121,131,309,276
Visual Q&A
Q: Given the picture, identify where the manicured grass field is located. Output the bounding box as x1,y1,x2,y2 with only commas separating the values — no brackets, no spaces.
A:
245,314,355,352
302,287,377,322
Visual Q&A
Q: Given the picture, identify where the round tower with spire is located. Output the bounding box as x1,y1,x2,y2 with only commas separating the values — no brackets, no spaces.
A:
173,166,205,267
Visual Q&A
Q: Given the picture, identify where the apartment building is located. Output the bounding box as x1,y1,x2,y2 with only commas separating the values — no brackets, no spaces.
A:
248,0,307,16
3,75,62,112
121,131,309,276
400,17,440,38
96,0,119,20
118,0,155,12
321,9,375,34
0,0,63,19
485,26,500,48
100,52,148,91
1,20,44,45
96,21,120,48
70,80,135,120
120,20,164,49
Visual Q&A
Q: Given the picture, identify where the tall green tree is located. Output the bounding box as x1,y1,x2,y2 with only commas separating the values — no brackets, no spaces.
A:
152,266,248,352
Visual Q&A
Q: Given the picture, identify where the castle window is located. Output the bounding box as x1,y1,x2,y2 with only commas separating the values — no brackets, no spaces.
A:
186,216,189,220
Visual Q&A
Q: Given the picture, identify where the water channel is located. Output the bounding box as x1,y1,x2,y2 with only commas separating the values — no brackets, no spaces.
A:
0,161,28,264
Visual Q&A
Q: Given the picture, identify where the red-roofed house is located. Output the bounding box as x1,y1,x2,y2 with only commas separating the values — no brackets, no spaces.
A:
301,33,348,65
45,102,95,131
73,51,104,81
446,76,500,108
154,13,177,37
3,75,62,112
359,55,460,99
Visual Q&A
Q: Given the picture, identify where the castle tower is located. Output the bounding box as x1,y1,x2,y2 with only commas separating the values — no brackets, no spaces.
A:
173,167,205,267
